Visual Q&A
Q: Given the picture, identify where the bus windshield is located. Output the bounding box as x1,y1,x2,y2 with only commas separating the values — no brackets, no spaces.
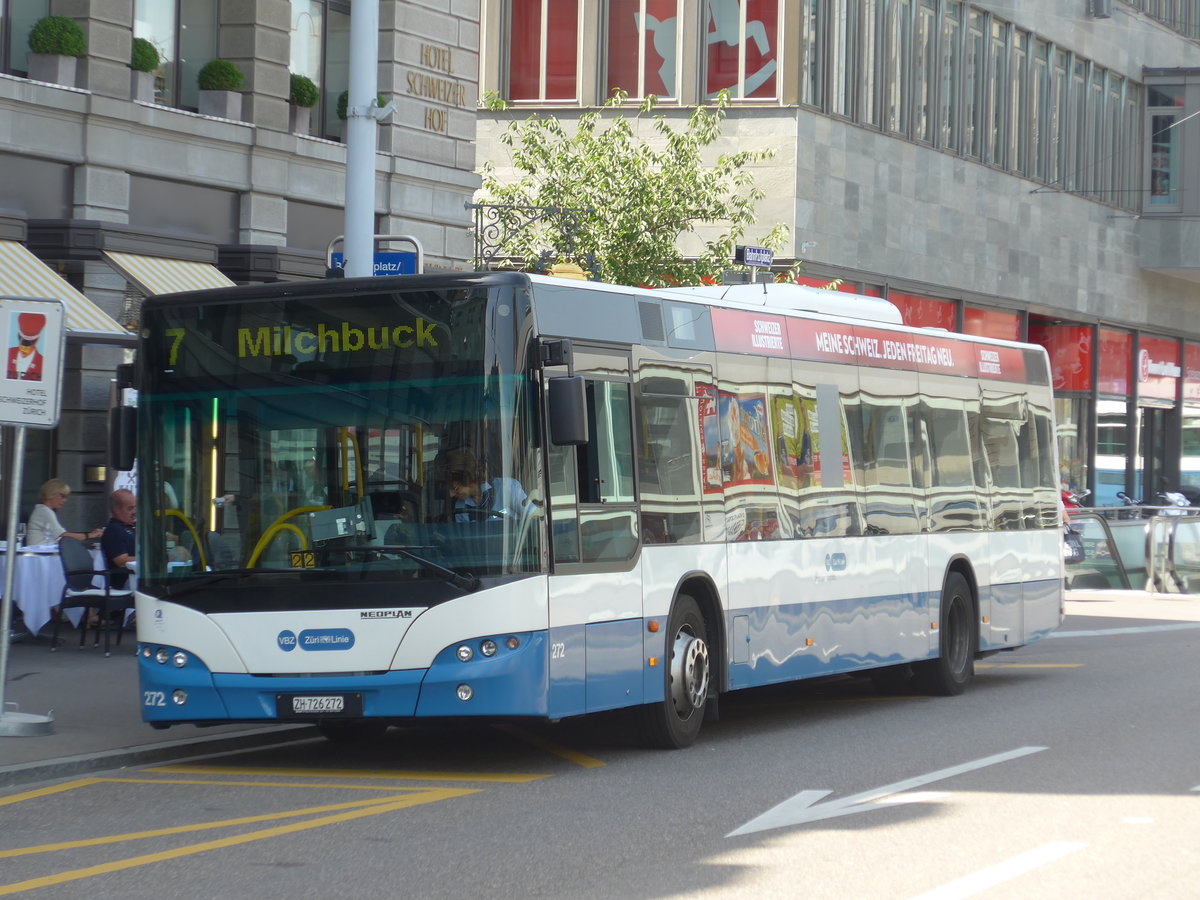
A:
135,279,541,611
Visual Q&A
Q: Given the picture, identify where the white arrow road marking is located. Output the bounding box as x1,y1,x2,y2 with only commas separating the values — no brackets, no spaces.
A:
906,842,1086,900
727,746,1047,837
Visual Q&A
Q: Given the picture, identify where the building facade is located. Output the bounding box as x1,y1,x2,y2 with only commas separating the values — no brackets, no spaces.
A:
477,0,1200,506
0,0,480,523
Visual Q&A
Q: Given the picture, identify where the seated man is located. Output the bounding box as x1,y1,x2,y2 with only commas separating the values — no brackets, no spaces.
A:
101,488,137,589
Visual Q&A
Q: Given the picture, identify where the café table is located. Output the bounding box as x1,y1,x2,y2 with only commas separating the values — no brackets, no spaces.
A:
1,543,137,638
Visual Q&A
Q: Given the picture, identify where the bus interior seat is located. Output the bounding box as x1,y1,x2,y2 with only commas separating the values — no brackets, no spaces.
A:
206,532,238,570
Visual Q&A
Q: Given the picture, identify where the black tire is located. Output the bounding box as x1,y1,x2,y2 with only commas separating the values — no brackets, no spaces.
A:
912,571,975,696
639,594,711,749
317,719,389,743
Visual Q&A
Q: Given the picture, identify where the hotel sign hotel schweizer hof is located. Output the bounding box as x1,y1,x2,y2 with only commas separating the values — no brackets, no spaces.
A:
405,41,472,137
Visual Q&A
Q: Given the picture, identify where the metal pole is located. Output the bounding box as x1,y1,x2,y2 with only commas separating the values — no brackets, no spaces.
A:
0,425,54,735
343,0,380,278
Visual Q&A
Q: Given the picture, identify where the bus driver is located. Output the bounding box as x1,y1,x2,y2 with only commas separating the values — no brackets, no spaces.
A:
439,450,531,522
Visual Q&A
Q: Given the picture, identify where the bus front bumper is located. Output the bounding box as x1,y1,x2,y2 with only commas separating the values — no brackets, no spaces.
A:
137,633,547,725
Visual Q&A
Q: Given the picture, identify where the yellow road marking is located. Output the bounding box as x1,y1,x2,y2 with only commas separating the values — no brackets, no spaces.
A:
493,725,605,769
149,764,548,783
0,792,452,896
0,779,106,809
85,777,453,792
2,790,466,858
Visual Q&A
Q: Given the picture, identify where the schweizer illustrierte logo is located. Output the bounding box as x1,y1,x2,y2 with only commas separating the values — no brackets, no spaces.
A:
278,628,355,651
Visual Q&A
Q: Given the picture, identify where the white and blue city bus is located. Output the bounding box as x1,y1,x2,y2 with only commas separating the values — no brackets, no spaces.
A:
130,271,1063,747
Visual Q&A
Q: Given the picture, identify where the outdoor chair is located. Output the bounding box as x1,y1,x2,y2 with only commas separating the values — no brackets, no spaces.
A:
51,536,135,657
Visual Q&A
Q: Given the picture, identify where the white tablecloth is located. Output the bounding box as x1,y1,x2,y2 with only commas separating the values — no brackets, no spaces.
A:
1,544,136,636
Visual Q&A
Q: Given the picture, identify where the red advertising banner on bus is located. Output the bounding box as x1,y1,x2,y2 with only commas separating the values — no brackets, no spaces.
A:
710,307,1028,380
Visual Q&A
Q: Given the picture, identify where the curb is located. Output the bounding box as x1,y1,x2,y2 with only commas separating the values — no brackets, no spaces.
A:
0,724,319,790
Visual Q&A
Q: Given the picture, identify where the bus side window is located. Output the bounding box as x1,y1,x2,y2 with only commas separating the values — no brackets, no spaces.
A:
637,370,702,545
548,441,580,564
574,380,638,563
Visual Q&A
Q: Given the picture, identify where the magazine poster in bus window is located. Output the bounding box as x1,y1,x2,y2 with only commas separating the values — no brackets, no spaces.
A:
770,394,814,491
719,392,773,486
696,383,723,494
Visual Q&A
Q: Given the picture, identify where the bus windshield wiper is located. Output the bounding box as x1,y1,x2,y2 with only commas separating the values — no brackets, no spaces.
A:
343,544,481,593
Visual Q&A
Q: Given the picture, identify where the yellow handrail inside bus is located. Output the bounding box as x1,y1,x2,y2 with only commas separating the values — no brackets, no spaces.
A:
338,427,364,494
245,505,330,568
246,523,308,567
158,508,207,570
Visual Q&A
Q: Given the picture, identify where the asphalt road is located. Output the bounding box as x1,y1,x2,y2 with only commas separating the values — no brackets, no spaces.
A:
3,596,1198,899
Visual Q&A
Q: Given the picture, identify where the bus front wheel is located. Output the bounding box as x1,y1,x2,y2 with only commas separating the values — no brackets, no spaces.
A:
913,571,975,696
640,594,710,749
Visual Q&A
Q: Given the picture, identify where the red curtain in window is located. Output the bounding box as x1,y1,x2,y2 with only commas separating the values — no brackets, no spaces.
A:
705,0,778,98
508,0,577,100
545,1,578,99
608,0,678,98
508,0,541,100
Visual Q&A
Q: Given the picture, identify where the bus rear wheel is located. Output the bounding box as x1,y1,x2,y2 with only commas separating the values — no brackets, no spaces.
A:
640,594,710,749
913,571,975,696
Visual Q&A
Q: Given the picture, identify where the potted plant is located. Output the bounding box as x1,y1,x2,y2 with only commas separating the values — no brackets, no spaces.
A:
336,89,387,139
26,15,87,87
129,37,159,102
288,73,319,134
197,58,245,120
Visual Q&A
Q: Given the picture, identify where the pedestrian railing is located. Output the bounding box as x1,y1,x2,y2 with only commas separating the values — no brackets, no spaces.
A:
1065,506,1200,593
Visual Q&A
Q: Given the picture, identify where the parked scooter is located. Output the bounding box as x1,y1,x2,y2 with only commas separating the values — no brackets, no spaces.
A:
1061,486,1090,512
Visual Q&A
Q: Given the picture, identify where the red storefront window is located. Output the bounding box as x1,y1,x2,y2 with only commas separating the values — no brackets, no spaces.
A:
1138,335,1181,403
508,0,578,101
1028,323,1092,392
607,0,680,98
963,307,1021,342
1185,344,1200,404
887,292,957,331
1098,328,1132,396
706,0,778,99
788,275,875,294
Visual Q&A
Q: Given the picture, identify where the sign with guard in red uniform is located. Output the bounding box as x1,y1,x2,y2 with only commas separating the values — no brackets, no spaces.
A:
0,298,64,428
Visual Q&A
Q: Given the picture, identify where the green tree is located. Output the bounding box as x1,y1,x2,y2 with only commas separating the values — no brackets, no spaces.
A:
478,90,787,287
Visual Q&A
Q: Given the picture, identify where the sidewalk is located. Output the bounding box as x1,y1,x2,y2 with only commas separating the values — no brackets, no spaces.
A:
1,625,313,788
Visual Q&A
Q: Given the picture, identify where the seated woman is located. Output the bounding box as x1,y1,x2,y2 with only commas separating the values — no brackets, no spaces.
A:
26,479,103,546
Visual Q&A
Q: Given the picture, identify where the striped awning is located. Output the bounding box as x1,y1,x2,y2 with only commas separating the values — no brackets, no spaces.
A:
0,240,129,338
103,250,236,296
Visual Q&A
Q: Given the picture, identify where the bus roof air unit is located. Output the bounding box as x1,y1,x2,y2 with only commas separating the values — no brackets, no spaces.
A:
659,282,903,325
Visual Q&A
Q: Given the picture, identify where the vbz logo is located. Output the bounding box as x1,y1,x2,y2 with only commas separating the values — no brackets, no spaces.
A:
825,552,848,572
277,630,297,651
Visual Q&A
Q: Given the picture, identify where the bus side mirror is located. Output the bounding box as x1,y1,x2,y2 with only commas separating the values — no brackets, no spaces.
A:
108,406,136,472
548,376,588,446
